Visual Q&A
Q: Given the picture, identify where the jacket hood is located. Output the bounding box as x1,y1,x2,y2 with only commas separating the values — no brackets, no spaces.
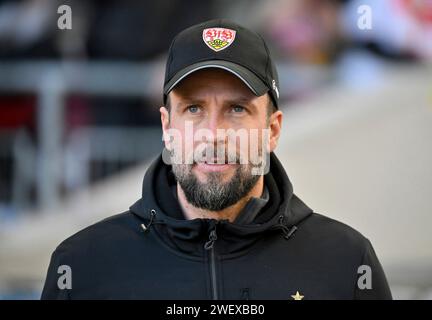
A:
130,152,313,256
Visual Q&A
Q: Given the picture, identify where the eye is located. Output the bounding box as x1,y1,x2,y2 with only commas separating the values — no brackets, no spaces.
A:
187,105,200,114
231,105,245,113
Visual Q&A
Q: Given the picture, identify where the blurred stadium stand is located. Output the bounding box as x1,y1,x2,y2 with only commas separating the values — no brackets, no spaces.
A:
0,0,431,299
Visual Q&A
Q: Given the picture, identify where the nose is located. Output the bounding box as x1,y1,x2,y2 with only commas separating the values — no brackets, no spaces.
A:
200,108,229,144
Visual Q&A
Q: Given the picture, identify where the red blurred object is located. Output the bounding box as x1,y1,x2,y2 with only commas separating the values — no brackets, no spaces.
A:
0,96,36,129
401,0,432,23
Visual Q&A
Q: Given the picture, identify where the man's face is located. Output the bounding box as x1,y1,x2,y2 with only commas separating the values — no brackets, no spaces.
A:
160,69,282,211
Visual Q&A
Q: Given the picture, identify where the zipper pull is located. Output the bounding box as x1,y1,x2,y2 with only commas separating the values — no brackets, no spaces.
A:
278,215,297,240
204,228,218,250
283,225,297,239
140,209,156,233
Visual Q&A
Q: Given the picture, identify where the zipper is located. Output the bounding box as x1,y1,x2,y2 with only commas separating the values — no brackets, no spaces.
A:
204,225,218,300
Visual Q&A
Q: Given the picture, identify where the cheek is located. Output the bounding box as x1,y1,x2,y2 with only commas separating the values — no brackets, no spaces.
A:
163,120,185,147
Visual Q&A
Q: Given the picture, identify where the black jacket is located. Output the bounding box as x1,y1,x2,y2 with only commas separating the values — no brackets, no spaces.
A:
41,153,392,300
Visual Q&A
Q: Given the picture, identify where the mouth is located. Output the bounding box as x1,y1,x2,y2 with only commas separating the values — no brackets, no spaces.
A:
194,159,236,172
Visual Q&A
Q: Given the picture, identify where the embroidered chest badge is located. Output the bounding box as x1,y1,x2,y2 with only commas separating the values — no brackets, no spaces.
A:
202,27,236,52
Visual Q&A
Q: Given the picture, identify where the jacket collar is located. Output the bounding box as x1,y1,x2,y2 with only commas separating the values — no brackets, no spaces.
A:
130,152,313,256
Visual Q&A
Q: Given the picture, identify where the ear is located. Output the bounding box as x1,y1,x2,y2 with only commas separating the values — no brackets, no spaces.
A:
269,110,283,152
160,106,170,149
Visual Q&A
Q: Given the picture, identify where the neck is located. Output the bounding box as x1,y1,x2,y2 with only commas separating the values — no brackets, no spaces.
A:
177,176,264,223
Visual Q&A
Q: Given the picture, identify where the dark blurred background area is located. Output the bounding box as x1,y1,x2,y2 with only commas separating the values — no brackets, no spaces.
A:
0,0,431,299
0,0,221,211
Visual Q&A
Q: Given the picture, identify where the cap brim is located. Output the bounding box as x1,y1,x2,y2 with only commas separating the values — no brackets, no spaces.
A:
164,60,269,97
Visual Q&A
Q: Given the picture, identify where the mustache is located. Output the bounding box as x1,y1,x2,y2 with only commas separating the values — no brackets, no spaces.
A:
169,143,242,165
168,142,264,166
192,144,240,164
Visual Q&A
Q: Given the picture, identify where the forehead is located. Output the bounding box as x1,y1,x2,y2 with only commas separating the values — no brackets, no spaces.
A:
170,68,257,101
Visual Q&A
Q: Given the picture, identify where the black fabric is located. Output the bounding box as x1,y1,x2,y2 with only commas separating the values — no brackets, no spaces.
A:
163,19,280,108
233,185,269,225
41,153,392,300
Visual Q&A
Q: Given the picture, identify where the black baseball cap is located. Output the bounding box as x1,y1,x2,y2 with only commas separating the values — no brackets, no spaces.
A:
163,19,280,108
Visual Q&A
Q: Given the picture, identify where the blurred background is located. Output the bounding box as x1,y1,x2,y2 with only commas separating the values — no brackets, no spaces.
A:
0,0,431,299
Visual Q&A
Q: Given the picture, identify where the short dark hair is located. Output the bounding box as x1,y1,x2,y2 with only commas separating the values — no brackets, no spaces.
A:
267,97,277,119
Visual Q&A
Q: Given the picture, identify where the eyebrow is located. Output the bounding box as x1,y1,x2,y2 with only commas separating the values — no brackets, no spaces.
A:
174,98,205,109
224,98,259,112
174,96,258,110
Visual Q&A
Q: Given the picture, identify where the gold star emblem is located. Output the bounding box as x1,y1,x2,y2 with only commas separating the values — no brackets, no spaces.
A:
291,291,304,300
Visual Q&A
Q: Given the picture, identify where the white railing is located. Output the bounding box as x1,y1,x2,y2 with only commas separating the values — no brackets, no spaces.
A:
0,61,161,210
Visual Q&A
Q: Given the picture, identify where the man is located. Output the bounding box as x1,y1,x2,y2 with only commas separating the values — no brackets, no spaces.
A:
42,19,392,300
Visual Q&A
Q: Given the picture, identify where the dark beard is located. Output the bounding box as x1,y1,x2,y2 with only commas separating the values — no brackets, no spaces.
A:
172,164,260,211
